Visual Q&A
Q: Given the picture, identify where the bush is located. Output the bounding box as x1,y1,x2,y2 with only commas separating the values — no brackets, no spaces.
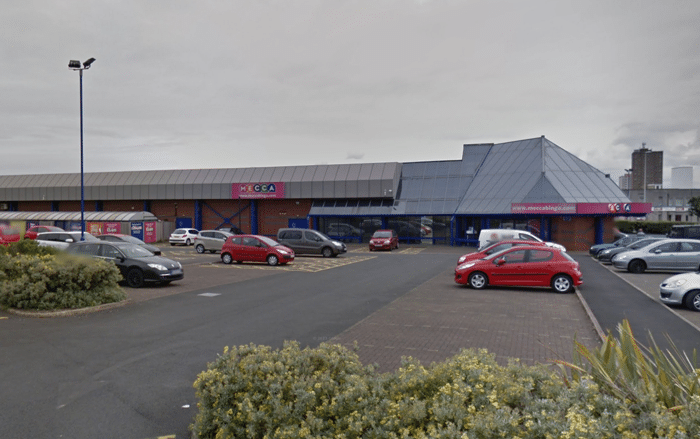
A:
192,336,700,439
0,252,126,310
0,239,58,257
615,220,692,236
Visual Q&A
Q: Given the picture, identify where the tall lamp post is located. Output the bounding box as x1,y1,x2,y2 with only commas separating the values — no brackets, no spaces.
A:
68,57,96,241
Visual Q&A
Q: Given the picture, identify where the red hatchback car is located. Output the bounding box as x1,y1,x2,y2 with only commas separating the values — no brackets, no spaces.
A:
369,229,399,251
23,225,65,240
0,225,21,246
220,235,295,266
456,240,548,265
455,245,582,293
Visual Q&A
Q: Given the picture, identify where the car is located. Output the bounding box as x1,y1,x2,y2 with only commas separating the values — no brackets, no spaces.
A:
326,223,361,238
477,229,566,252
369,229,399,251
169,228,199,246
96,234,162,255
194,230,234,254
276,228,346,257
454,245,582,293
216,225,242,235
23,225,65,240
596,236,666,264
589,234,644,256
659,272,700,311
611,238,700,273
35,231,100,250
0,225,20,246
67,241,183,288
456,240,548,265
220,235,294,266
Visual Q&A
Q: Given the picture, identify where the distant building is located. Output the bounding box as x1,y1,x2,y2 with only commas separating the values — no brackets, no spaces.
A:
619,173,632,191
671,167,694,189
631,146,663,190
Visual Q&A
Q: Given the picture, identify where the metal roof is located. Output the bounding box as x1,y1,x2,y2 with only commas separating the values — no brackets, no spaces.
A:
0,211,157,222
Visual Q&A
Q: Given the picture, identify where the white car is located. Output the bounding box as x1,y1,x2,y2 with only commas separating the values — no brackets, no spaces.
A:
660,272,700,311
477,229,566,252
35,231,99,250
169,228,199,246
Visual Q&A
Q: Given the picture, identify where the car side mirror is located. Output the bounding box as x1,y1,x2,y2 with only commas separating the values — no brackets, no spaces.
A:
496,258,506,266
66,238,74,243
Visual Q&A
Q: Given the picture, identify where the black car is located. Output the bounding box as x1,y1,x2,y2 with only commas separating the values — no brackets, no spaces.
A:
67,241,183,288
596,236,666,263
96,233,162,255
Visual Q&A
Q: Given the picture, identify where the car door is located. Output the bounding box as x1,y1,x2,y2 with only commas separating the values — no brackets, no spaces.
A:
304,230,323,253
211,232,228,251
676,241,700,270
488,248,530,286
98,243,128,277
241,236,266,262
645,241,680,270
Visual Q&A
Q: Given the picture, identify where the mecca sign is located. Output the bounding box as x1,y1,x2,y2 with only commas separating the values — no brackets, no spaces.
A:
231,182,285,199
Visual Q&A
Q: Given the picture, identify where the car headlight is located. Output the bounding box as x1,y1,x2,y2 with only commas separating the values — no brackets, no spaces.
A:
458,255,467,264
332,241,343,247
614,254,630,261
457,262,476,270
601,249,612,255
148,263,168,271
278,250,289,255
664,278,687,288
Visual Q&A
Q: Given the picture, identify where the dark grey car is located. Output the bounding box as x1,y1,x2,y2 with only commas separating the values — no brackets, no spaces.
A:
276,228,346,258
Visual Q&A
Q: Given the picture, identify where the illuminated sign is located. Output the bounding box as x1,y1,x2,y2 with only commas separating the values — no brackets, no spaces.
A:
231,182,285,199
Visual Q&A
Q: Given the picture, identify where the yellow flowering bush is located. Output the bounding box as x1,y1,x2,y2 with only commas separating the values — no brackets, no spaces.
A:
192,343,700,438
0,251,125,310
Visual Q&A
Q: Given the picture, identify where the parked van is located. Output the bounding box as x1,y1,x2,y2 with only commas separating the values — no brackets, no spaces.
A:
668,225,700,239
477,229,566,252
276,228,347,257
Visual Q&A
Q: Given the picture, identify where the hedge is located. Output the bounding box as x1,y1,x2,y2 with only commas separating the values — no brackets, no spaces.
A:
0,240,126,310
192,339,700,439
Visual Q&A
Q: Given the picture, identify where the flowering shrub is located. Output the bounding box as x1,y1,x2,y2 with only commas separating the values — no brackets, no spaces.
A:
0,252,125,310
193,342,700,439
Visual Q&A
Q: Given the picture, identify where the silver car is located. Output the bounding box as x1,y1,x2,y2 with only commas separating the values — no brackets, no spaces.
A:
194,230,233,254
611,238,700,273
659,272,700,311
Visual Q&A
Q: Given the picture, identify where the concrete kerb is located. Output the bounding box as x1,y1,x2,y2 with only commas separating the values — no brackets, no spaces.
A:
4,298,131,318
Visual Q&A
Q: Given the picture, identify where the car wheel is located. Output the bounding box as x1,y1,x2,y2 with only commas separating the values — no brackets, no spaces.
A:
170,243,175,246
185,238,191,246
683,290,700,311
195,244,205,254
126,268,145,288
551,274,573,293
221,253,233,264
322,247,333,258
209,250,216,254
267,254,279,266
628,260,646,274
468,272,488,289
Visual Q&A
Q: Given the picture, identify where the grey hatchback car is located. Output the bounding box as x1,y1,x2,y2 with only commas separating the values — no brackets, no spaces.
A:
611,238,700,273
194,230,234,254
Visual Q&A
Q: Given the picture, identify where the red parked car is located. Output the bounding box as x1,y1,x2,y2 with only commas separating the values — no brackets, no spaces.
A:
220,235,294,266
23,225,64,240
454,245,582,293
369,229,399,251
0,225,20,246
456,240,548,265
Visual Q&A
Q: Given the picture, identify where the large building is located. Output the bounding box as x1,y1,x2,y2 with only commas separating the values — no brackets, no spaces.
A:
631,145,663,191
0,136,651,250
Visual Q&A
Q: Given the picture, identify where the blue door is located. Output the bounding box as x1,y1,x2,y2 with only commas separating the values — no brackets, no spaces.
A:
176,217,193,229
288,218,308,229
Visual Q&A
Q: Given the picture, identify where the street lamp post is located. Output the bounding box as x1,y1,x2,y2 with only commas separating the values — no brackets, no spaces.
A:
68,58,95,241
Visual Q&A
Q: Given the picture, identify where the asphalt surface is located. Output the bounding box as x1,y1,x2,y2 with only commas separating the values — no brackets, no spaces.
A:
1,244,698,439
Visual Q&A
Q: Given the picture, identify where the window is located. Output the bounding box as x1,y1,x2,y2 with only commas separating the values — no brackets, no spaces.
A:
100,244,122,259
501,249,527,264
652,242,679,253
304,231,318,241
680,242,700,252
75,244,100,255
228,237,242,245
528,249,553,262
242,237,260,247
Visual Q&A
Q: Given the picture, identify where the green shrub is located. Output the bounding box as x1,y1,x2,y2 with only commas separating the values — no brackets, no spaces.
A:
0,239,58,256
0,252,125,310
193,338,700,439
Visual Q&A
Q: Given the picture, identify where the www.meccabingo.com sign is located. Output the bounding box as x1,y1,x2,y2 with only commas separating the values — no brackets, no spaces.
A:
231,182,285,199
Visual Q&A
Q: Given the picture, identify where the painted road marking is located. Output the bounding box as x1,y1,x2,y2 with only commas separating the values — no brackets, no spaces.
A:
349,247,424,255
202,255,376,272
198,292,221,297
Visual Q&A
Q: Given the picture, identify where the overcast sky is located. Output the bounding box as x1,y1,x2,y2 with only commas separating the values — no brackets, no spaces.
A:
3,1,699,187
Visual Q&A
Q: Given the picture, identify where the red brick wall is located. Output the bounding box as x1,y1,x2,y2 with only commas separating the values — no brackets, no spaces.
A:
257,199,312,236
551,216,616,251
150,200,195,224
199,200,252,232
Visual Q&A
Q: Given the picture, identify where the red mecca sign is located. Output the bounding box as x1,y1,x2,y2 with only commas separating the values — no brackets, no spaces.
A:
231,182,285,199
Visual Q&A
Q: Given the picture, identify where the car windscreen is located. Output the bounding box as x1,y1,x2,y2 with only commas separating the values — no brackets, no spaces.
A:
258,236,282,247
120,244,155,258
120,235,146,245
373,231,392,238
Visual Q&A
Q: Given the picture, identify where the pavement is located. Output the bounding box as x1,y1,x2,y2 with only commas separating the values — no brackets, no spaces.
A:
329,248,603,372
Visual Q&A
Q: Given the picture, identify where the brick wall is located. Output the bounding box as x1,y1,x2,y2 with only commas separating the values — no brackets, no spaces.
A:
257,199,312,236
199,200,251,232
551,216,616,251
17,201,53,211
